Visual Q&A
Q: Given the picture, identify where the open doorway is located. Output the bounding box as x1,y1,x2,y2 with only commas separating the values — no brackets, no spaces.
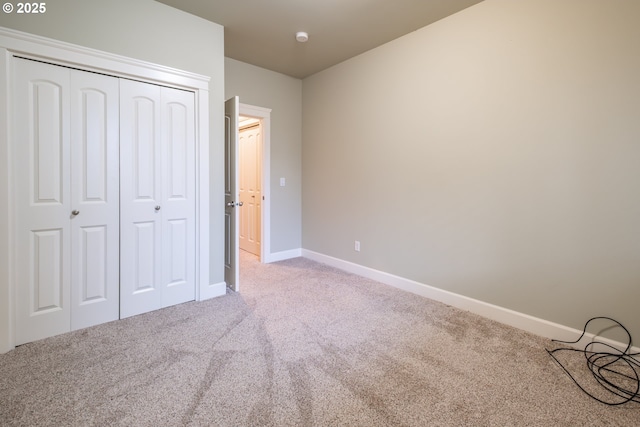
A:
238,116,262,258
238,103,271,264
225,99,271,292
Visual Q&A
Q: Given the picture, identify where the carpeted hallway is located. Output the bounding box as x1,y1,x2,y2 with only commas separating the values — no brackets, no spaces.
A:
0,252,638,426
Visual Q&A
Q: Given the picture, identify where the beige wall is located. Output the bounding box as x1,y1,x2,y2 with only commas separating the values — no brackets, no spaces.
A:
0,0,226,286
225,58,302,253
302,0,640,338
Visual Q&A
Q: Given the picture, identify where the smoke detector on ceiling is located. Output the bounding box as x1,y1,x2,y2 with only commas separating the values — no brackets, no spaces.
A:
296,31,309,43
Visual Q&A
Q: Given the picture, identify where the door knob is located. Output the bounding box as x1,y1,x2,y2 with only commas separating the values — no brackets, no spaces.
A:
226,201,235,208
155,205,161,211
237,201,243,207
71,210,80,216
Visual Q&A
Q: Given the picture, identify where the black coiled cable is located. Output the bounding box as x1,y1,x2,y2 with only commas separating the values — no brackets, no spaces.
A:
546,316,640,406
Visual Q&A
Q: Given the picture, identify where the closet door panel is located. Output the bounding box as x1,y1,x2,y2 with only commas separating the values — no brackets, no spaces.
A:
120,79,162,318
161,88,195,307
31,229,64,310
14,58,71,345
70,70,120,330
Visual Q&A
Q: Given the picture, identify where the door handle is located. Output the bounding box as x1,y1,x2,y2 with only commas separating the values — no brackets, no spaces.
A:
237,201,243,207
155,206,161,211
227,201,235,208
71,210,80,216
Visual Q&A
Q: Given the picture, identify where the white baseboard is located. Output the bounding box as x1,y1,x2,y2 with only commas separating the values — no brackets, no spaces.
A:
263,248,302,263
301,249,640,354
198,281,227,301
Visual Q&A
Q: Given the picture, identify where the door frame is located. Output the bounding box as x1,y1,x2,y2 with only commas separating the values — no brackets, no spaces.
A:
238,118,262,257
0,27,216,353
238,103,271,263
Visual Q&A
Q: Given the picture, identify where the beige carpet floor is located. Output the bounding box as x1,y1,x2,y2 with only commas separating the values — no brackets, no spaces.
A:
0,251,638,426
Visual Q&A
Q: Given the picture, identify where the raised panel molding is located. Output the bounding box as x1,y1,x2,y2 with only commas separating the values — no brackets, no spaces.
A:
79,225,107,303
167,219,187,285
133,221,157,293
80,89,108,202
133,97,157,201
32,229,63,312
167,102,188,200
33,81,63,204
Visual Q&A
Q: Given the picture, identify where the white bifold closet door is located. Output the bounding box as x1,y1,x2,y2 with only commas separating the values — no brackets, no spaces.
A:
13,58,196,345
119,79,196,318
14,58,120,345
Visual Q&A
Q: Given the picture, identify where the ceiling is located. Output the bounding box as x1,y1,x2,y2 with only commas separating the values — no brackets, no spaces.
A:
156,0,484,79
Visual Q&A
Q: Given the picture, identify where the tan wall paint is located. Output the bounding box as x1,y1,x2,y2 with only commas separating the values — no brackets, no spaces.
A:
302,0,640,338
0,0,226,287
225,58,302,253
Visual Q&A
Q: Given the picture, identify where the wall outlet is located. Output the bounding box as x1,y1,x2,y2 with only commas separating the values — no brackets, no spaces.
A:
354,240,360,252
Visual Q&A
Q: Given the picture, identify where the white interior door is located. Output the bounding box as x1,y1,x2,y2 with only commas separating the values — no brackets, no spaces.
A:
120,80,196,318
13,58,72,345
239,123,262,256
69,70,120,330
14,59,120,343
160,87,196,307
224,96,240,292
120,79,163,318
